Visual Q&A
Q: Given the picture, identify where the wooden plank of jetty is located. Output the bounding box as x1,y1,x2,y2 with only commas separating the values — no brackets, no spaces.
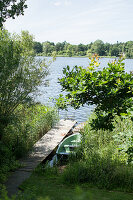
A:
5,119,77,197
73,122,86,133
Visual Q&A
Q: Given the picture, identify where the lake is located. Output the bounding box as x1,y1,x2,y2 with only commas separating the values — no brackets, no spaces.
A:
36,57,133,124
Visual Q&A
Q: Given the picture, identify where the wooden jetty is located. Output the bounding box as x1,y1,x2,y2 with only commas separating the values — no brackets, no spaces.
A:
5,119,76,197
73,122,86,133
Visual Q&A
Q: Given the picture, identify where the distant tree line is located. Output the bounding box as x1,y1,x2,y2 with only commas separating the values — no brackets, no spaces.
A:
33,40,133,58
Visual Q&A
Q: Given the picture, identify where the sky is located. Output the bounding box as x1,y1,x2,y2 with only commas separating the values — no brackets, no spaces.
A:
5,0,133,44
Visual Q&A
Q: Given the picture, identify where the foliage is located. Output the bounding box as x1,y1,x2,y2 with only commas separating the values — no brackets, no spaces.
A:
5,164,132,200
0,184,37,200
0,0,27,28
56,56,133,130
1,162,133,199
113,131,133,163
112,116,133,163
0,141,20,183
91,40,105,56
61,115,133,192
0,29,49,138
81,115,133,163
2,104,59,158
0,104,58,184
62,159,133,192
110,46,119,57
0,28,58,185
33,41,43,54
42,41,55,56
38,40,133,58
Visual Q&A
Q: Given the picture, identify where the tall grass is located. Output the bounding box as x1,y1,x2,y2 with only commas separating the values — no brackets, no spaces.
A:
62,158,133,192
62,115,133,192
2,104,59,158
0,104,59,183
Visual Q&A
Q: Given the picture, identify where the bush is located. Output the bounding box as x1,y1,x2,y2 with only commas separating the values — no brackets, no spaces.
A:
62,157,133,192
0,104,58,183
0,141,20,183
2,104,59,158
81,115,133,163
61,115,133,192
0,29,48,139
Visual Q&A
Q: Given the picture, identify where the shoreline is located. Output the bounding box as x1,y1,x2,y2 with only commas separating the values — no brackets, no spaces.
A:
37,54,133,59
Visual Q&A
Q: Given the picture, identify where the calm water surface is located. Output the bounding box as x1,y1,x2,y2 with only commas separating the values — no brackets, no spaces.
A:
36,57,133,124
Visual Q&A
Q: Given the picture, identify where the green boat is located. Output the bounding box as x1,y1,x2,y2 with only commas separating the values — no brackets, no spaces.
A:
56,133,81,159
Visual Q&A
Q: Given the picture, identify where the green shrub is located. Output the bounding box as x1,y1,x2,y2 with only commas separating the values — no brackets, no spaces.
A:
0,184,37,200
62,157,133,192
81,115,133,163
61,115,133,192
0,29,49,139
0,141,20,183
2,104,58,158
0,104,58,184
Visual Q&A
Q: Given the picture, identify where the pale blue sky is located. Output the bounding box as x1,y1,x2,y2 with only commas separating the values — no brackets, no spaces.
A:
5,0,133,44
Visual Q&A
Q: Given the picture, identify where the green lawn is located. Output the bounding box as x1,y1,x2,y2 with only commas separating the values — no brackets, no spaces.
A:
19,168,133,200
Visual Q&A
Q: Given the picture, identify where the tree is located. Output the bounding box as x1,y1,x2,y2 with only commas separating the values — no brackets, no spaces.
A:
0,29,48,138
91,40,105,56
55,42,64,53
0,0,27,28
66,44,73,57
40,40,133,58
125,41,133,58
33,41,43,54
56,55,133,130
110,46,119,57
77,43,87,56
43,41,55,56
104,43,111,56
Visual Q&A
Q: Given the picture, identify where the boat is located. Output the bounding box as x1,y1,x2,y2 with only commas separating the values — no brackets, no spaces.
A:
56,133,81,159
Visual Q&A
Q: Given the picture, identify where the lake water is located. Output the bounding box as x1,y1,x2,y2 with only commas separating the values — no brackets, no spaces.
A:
36,57,133,124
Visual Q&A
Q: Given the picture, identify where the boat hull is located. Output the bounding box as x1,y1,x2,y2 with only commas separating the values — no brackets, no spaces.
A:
56,133,81,157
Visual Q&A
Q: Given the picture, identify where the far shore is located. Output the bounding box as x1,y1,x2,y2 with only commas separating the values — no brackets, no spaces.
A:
37,54,133,59
37,54,117,58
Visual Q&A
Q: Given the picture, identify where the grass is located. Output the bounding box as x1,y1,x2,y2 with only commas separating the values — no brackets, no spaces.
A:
0,104,59,184
13,115,132,200
81,115,133,165
4,165,132,200
59,115,133,192
61,159,133,192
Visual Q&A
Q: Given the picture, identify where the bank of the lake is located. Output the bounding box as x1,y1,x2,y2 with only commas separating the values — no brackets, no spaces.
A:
38,54,118,58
